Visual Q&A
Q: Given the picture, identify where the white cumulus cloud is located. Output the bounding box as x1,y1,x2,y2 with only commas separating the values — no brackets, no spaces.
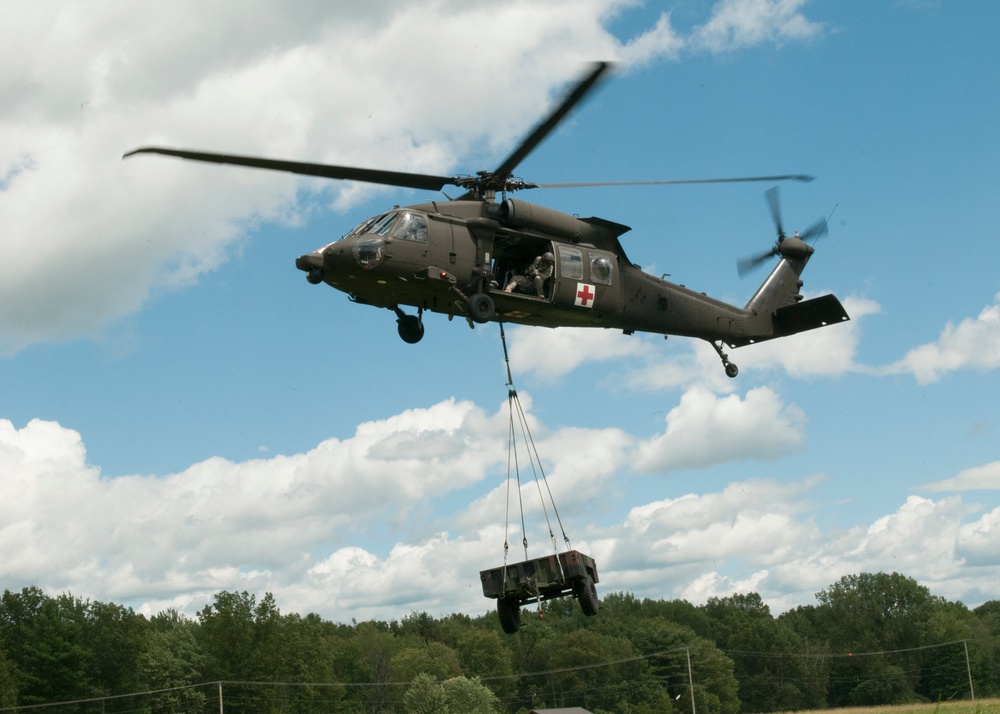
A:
880,292,1000,383
690,0,824,53
923,460,1000,492
633,385,807,472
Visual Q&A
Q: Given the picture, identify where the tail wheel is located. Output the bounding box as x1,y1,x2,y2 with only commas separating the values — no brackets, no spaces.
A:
468,293,495,324
712,341,739,379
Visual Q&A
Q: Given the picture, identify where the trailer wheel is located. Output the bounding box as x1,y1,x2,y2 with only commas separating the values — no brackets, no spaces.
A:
497,596,521,634
575,575,599,617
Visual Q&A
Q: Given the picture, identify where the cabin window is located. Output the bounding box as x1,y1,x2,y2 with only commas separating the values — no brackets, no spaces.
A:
558,245,583,280
591,253,613,285
392,212,428,243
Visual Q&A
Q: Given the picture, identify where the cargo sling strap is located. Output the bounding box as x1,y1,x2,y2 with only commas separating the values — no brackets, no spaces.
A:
498,323,572,586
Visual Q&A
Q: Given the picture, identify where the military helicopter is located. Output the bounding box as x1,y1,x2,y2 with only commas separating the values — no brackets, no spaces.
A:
124,62,848,378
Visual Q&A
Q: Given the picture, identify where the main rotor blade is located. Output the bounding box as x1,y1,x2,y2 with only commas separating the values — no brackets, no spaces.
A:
490,61,613,181
535,174,815,189
122,147,456,192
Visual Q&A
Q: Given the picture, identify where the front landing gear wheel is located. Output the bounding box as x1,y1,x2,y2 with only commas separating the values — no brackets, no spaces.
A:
725,362,739,379
394,307,424,344
468,292,495,324
497,596,521,634
397,316,424,344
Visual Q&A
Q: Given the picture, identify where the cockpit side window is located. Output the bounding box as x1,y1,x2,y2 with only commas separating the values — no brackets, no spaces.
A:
392,212,428,243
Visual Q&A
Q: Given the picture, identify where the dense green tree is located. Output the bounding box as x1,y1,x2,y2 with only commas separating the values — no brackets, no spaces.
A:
917,601,977,701
403,673,501,714
975,600,1000,635
197,591,293,714
454,627,515,702
0,641,17,707
702,592,826,711
440,675,502,713
403,672,449,713
625,616,695,711
86,600,147,702
267,612,347,711
348,621,405,713
598,595,739,714
812,572,948,706
392,640,462,682
0,588,94,706
197,590,261,681
519,626,670,713
138,611,208,712
972,600,1000,696
398,611,449,644
0,574,997,713
816,572,941,650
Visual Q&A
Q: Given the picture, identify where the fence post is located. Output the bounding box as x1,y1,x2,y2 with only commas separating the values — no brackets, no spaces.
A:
963,640,975,701
686,647,697,714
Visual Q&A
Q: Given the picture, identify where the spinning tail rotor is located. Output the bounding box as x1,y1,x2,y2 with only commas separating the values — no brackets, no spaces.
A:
737,187,829,276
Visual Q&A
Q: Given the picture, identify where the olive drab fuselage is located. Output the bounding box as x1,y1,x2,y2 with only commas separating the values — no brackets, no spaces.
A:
294,195,849,378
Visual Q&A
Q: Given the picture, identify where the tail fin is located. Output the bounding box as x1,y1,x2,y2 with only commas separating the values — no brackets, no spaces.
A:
729,249,849,348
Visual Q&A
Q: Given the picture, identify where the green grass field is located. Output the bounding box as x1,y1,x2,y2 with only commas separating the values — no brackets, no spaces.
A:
781,700,1000,714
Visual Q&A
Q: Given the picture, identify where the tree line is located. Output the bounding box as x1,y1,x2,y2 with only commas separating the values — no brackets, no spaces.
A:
1,571,998,714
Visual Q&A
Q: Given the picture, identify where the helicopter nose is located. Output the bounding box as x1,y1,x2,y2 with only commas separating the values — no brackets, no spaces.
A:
297,238,359,285
296,251,324,282
297,244,341,285
295,252,322,272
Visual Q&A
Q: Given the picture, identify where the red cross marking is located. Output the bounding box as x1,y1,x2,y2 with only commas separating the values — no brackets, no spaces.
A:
576,283,595,307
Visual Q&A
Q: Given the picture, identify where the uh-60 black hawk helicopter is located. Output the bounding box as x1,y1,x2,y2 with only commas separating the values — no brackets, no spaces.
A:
125,62,848,378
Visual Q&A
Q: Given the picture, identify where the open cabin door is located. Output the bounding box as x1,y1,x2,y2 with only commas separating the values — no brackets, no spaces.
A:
490,239,555,300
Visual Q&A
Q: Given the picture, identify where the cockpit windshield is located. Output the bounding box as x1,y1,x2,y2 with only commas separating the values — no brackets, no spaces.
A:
346,210,428,243
349,211,398,238
358,211,397,236
316,211,402,256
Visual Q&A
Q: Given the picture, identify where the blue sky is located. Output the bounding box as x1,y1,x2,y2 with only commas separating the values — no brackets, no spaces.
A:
1,0,998,622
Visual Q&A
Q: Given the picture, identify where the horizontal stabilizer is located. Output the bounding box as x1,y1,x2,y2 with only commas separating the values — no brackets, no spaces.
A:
774,293,849,336
728,294,849,348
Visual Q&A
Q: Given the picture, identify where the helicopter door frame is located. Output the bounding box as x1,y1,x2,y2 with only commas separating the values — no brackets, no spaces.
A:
490,237,555,300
